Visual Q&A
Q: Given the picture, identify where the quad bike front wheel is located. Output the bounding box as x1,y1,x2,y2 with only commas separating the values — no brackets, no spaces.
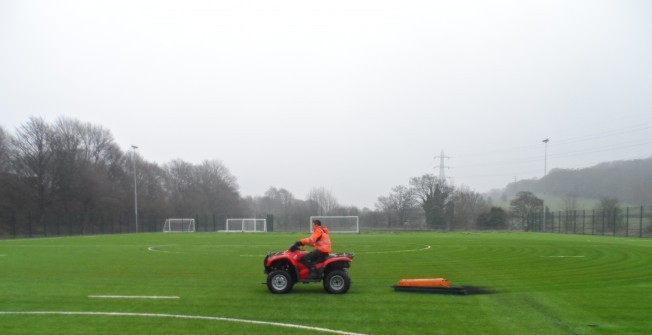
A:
267,270,294,294
324,269,351,294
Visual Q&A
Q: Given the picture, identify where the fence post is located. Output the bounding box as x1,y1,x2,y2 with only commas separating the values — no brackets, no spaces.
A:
613,209,617,237
640,206,644,238
28,211,33,238
625,207,629,237
558,211,561,233
12,210,17,239
601,210,605,236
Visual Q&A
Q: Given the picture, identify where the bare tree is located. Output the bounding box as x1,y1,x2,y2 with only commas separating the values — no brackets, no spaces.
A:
0,126,26,211
196,160,241,216
451,186,489,230
260,187,295,228
376,185,418,227
0,126,10,173
163,159,242,218
375,195,394,227
306,187,338,215
163,159,196,215
9,117,55,218
135,160,168,217
391,185,416,227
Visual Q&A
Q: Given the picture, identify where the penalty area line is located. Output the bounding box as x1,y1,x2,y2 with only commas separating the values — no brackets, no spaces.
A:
0,311,369,335
88,295,180,299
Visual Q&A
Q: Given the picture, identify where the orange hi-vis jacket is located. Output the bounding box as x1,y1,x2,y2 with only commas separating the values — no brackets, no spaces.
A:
301,226,331,253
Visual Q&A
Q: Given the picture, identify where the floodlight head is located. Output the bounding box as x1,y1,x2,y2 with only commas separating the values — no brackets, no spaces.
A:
542,139,549,143
131,145,138,149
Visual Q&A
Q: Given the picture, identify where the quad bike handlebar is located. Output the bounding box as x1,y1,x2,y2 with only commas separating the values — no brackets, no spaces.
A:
289,241,303,252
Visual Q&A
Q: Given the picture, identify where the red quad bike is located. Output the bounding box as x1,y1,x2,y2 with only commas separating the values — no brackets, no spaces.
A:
264,244,354,294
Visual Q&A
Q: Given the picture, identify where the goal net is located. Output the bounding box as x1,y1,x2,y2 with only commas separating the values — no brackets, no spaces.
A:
163,218,196,232
225,218,267,232
310,216,359,233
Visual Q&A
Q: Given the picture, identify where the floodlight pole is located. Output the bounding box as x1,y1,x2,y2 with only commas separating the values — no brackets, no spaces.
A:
131,145,139,233
542,138,549,232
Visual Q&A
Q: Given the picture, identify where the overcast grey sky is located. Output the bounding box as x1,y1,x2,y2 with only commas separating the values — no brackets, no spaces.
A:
2,0,652,208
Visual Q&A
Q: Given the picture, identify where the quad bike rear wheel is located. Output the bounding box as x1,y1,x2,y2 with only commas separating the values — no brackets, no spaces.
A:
267,270,294,294
324,269,351,294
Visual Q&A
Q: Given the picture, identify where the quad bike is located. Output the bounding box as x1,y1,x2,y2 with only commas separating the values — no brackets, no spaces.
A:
264,244,354,294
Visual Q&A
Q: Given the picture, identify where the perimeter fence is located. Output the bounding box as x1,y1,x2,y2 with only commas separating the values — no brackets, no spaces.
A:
2,206,651,239
0,210,237,239
527,206,652,238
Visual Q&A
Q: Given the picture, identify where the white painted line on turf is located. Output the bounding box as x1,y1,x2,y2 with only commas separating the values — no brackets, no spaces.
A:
540,256,585,258
362,245,431,254
147,245,182,254
0,311,369,335
88,295,180,299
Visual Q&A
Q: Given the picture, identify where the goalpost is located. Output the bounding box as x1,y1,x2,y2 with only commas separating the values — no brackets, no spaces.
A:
224,218,267,232
310,216,359,233
163,218,196,232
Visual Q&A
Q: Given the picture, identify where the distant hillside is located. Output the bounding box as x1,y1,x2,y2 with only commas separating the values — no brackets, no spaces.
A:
504,157,652,206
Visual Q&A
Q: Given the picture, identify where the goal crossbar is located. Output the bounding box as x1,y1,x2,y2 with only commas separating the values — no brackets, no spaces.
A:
225,218,267,232
163,218,195,233
310,216,359,233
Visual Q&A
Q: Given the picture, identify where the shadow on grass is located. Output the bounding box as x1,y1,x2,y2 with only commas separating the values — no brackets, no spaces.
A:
391,285,495,295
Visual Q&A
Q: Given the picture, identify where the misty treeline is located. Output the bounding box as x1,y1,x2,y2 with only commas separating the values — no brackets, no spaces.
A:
0,117,244,229
0,117,360,234
508,190,652,237
374,177,506,230
504,158,652,206
1,117,510,234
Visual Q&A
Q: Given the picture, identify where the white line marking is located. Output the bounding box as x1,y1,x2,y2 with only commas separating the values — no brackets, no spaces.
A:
88,295,180,299
540,256,585,258
147,245,182,254
363,245,431,254
0,311,369,335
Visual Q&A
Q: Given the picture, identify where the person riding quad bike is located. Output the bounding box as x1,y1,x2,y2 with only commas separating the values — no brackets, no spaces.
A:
264,219,353,294
291,219,331,279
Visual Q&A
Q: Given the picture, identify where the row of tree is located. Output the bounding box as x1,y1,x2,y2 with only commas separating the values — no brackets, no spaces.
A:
0,117,377,233
1,116,561,234
508,190,627,232
373,176,508,230
0,117,244,228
